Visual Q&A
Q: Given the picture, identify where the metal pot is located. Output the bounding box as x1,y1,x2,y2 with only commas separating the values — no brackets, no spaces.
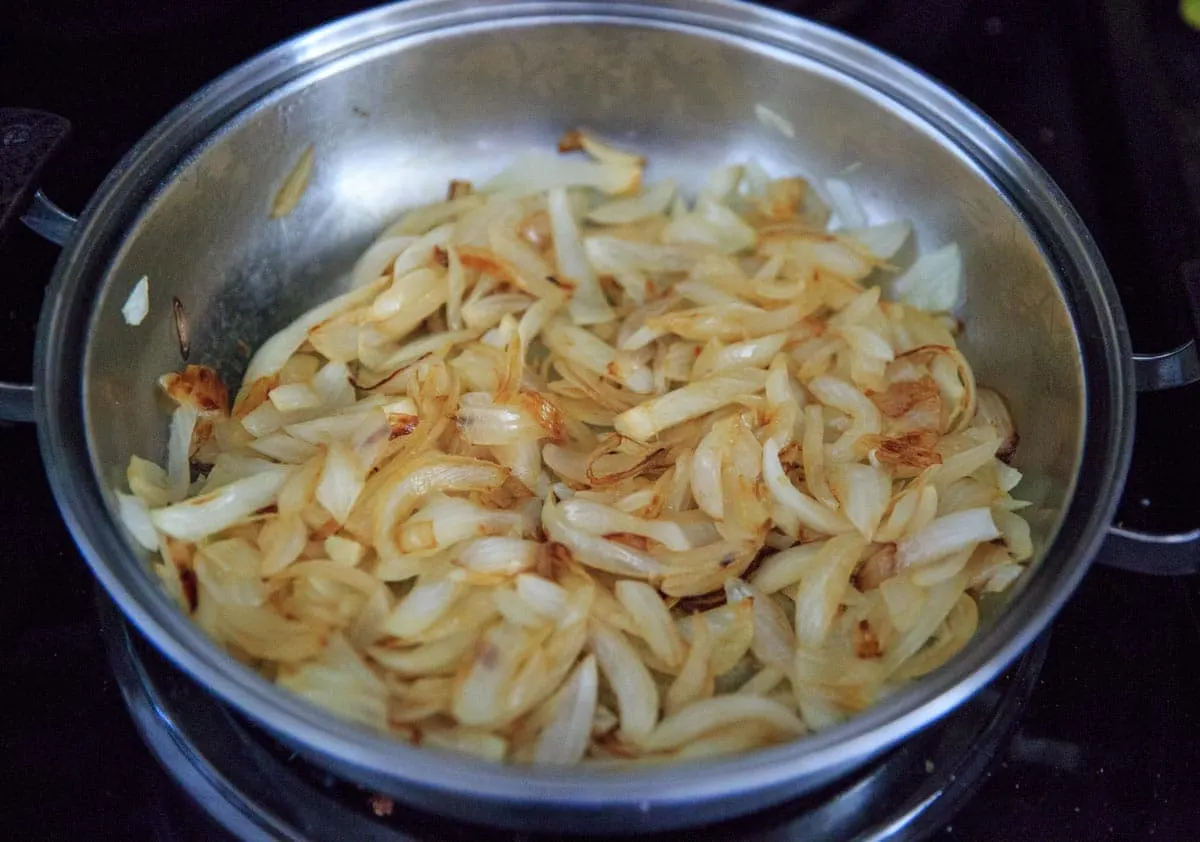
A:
1,0,1197,833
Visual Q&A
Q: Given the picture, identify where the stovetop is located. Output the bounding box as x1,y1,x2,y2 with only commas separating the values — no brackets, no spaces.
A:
2,1,1200,840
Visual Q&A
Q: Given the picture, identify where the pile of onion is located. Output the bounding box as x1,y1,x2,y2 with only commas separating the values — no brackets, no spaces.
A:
116,130,1030,765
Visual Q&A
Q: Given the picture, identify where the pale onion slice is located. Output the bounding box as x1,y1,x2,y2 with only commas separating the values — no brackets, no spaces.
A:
504,620,590,723
247,434,317,465
827,462,891,540
563,129,645,167
801,404,837,509
515,574,569,620
881,573,966,676
993,507,1034,562
325,535,365,567
792,533,868,648
268,383,321,413
276,635,389,731
614,580,686,668
701,164,744,203
150,467,292,541
674,280,742,307
559,498,691,551
389,194,485,237
663,197,757,253
587,180,676,225
896,507,1000,568
115,492,158,551
368,630,478,676
737,666,786,697
691,417,733,519
692,333,788,379
166,405,198,503
533,655,599,764
237,278,386,403
664,613,713,716
843,220,912,260
750,540,825,594
648,303,801,343
588,622,660,741
613,370,769,441
453,623,536,727
763,438,854,536
369,267,444,322
373,457,511,570
315,440,370,525
195,538,265,607
548,186,615,326
888,243,963,313
542,318,653,394
483,152,641,197
400,495,527,552
584,236,700,274
349,235,418,290
456,400,543,447
754,104,796,138
128,455,172,508
641,695,805,753
542,496,664,579
222,605,326,663
259,512,308,575
824,178,867,230
383,575,465,639
725,578,795,673
454,537,541,576
807,376,884,463
676,601,755,676
122,276,150,325
270,146,315,219
880,574,926,632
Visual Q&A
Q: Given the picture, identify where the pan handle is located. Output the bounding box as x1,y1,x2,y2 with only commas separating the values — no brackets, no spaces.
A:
1104,262,1200,574
0,108,75,424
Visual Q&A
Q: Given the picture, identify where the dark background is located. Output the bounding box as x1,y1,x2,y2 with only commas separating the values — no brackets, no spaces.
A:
2,1,1199,839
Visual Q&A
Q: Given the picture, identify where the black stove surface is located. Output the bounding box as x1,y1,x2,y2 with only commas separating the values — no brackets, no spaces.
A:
3,1,1200,840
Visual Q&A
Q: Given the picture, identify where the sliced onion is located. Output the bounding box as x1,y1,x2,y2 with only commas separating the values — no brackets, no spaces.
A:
824,178,867,230
750,541,825,594
888,243,963,313
151,468,292,541
587,180,676,225
665,613,713,715
237,279,386,405
166,405,199,503
725,578,795,672
843,220,911,260
827,462,891,540
559,497,690,551
122,276,150,325
534,655,599,764
641,695,804,752
763,438,854,535
589,622,659,741
614,370,768,441
792,533,867,648
548,187,614,325
615,580,686,668
542,496,664,579
383,575,465,639
116,492,158,551
896,507,1000,568
483,152,641,197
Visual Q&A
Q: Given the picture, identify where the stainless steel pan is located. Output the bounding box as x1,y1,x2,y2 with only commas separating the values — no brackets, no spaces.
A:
2,0,1198,832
